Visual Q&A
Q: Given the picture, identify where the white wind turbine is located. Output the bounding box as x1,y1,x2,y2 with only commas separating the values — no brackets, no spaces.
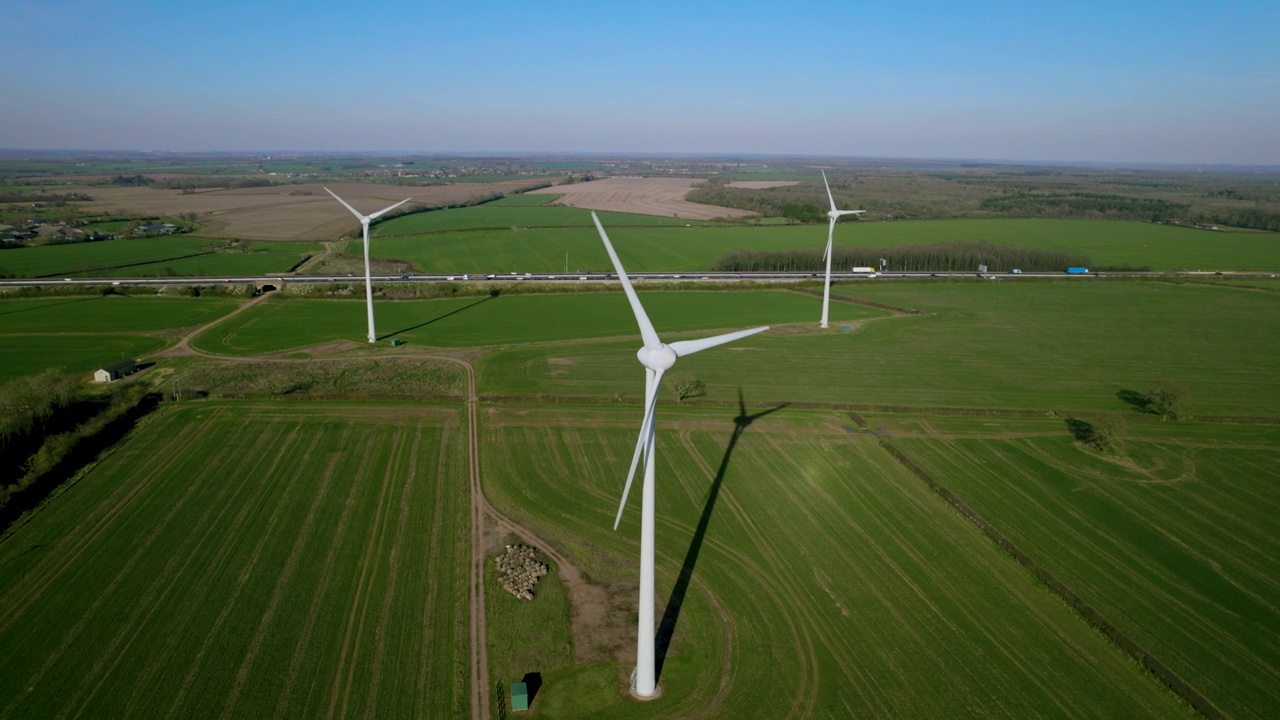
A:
593,212,768,698
325,188,411,342
819,170,864,329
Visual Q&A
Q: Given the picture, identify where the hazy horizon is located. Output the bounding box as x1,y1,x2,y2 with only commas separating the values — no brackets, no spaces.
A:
3,1,1276,165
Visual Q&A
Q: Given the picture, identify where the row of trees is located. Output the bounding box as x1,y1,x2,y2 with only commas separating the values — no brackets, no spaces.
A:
1189,207,1280,232
711,241,1090,273
0,372,153,515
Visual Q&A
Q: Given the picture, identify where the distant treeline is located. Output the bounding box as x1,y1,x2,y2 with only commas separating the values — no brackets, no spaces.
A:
979,192,1190,221
0,191,93,204
110,174,154,186
1190,207,1280,232
686,174,1280,232
687,179,830,221
712,241,1090,273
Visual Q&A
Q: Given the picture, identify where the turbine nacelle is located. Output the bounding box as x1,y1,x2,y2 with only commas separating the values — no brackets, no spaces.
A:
828,209,865,221
637,344,678,371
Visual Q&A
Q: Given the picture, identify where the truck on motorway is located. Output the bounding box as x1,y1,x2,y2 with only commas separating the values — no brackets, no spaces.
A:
1066,267,1089,274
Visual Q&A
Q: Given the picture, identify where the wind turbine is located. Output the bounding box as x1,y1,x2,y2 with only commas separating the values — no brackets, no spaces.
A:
593,211,769,698
325,188,411,342
818,170,864,329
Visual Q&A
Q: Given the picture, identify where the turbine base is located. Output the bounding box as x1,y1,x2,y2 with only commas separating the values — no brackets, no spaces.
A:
628,667,663,701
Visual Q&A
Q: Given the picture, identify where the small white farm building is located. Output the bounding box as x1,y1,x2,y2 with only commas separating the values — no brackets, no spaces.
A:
93,358,137,383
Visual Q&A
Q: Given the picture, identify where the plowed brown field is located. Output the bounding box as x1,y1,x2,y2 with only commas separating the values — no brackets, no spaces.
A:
528,177,756,220
81,180,545,240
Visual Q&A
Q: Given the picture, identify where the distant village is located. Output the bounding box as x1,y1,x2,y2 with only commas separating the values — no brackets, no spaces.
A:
1,217,190,248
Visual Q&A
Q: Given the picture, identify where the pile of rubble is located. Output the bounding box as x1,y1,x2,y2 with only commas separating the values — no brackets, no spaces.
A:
495,544,549,601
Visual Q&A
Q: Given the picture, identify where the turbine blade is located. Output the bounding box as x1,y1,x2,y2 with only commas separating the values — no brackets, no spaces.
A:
669,326,769,357
325,187,366,222
822,170,837,214
823,236,832,263
834,209,865,218
593,212,661,350
366,197,412,221
614,369,661,530
827,218,836,259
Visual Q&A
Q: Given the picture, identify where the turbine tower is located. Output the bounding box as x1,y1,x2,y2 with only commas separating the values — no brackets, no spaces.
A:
819,170,864,328
593,211,768,698
325,188,411,342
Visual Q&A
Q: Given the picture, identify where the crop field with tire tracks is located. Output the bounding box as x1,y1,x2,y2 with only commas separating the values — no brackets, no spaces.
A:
0,402,470,719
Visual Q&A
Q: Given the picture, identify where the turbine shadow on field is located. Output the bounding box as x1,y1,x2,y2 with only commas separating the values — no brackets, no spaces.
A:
378,295,494,340
655,388,787,681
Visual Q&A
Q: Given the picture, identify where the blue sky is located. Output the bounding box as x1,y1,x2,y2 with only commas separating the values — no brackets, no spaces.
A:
2,0,1277,164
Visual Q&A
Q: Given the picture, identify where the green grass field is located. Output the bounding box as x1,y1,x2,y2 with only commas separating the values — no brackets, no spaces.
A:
0,238,317,279
476,405,1187,718
884,417,1280,718
0,295,241,380
0,401,470,719
189,290,884,355
366,219,1280,274
82,251,308,278
0,237,227,278
477,281,1280,416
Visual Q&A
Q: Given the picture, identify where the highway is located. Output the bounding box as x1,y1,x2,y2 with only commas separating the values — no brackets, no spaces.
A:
1,269,1267,289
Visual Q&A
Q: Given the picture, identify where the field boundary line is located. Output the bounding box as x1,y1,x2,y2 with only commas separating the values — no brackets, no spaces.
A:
877,438,1225,719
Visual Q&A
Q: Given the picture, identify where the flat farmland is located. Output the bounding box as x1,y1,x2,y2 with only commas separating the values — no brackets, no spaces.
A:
478,280,1280,416
0,236,225,278
528,177,758,220
0,237,320,279
885,417,1280,718
0,401,470,719
189,291,886,355
477,404,1186,718
365,219,1279,274
78,180,548,240
372,193,714,236
0,295,242,380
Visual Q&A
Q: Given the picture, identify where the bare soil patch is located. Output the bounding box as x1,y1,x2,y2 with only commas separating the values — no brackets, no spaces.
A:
80,180,546,240
529,177,756,220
